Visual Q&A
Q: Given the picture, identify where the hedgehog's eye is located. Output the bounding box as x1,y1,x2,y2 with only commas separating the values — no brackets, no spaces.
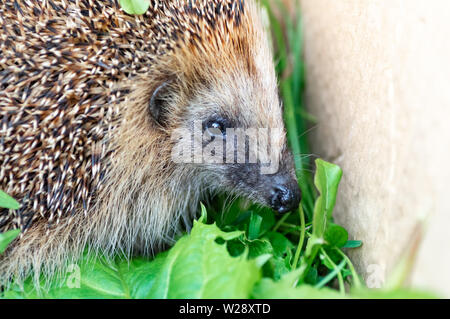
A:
204,118,228,138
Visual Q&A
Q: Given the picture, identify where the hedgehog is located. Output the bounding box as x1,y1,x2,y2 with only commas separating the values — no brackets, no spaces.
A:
0,0,301,286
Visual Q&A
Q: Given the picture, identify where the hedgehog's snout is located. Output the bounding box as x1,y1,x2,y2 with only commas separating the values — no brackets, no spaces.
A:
266,174,301,214
223,147,300,213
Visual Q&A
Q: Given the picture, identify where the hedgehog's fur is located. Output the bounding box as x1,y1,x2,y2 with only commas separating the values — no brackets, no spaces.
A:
0,0,296,287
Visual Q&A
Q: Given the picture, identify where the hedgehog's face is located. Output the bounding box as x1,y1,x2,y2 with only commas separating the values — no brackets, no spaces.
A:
149,64,300,214
145,3,301,213
193,77,301,214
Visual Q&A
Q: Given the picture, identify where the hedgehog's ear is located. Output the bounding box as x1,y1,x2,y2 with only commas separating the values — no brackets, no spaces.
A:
149,80,172,126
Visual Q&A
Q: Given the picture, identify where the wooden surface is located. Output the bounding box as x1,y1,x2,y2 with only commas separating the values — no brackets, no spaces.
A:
298,0,450,296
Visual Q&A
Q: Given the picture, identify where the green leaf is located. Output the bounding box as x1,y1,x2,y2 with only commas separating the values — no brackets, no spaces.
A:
2,252,176,299
256,208,276,236
342,240,363,249
304,236,325,259
295,160,344,283
199,202,207,223
4,254,132,299
303,267,318,285
248,212,263,240
0,229,20,254
259,232,294,280
247,238,273,259
146,220,259,298
227,236,274,259
254,254,272,268
264,231,293,257
0,190,20,210
120,254,168,299
252,269,344,299
119,0,150,15
321,248,342,269
262,254,292,281
3,219,255,299
306,160,343,255
226,238,246,257
324,223,348,248
314,159,343,221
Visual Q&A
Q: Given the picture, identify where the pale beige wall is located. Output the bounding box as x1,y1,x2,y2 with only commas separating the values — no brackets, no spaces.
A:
299,0,450,296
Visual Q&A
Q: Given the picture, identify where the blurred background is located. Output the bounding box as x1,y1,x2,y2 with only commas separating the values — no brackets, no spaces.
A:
277,0,450,296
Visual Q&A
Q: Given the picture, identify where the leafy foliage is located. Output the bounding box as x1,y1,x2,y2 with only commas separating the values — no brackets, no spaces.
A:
0,191,20,253
0,160,437,299
118,0,150,15
3,159,364,299
3,216,259,299
252,269,343,299
0,229,20,254
0,190,20,210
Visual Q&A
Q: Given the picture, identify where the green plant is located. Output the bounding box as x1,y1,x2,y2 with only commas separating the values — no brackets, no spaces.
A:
0,191,20,254
2,160,433,298
119,0,150,15
3,158,362,299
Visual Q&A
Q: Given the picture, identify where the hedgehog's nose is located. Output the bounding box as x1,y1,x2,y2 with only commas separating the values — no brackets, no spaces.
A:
269,180,301,214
